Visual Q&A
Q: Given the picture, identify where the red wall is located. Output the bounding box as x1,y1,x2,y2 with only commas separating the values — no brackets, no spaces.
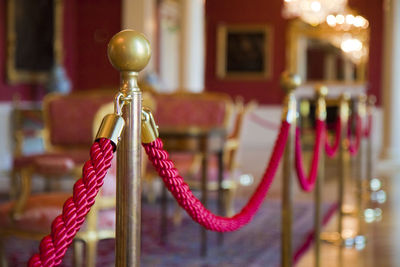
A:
205,0,287,105
0,0,121,101
74,0,121,90
348,0,383,104
1,1,383,103
205,0,383,104
0,0,40,101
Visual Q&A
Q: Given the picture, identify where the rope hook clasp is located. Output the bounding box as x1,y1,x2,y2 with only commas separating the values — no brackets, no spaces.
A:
141,108,159,143
95,93,126,150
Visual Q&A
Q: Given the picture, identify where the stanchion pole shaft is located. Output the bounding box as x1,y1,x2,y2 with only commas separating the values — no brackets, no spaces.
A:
116,85,142,267
282,117,295,267
280,72,300,267
356,95,367,236
338,122,345,239
107,30,151,267
366,96,375,182
314,85,327,267
356,136,364,235
314,150,324,267
338,94,349,240
366,132,372,181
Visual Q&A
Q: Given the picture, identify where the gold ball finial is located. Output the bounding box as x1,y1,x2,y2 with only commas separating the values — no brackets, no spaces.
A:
280,72,302,93
107,30,151,72
315,84,328,98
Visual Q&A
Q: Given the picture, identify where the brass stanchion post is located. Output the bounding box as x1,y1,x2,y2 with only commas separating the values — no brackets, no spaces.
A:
281,72,301,267
356,95,367,242
366,96,376,183
338,93,350,242
108,30,151,267
320,93,350,245
314,85,327,267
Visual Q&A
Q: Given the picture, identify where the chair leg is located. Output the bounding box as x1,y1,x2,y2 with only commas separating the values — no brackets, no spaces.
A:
73,239,84,267
85,239,98,267
0,238,7,267
223,186,237,217
172,202,183,226
144,179,156,203
10,169,20,200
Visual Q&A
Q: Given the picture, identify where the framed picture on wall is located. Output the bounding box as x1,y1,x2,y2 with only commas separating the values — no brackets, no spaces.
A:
216,24,272,80
7,0,63,84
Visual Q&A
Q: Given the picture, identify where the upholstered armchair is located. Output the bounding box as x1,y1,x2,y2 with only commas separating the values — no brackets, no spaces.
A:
1,91,116,267
10,92,114,195
0,91,157,267
148,92,254,221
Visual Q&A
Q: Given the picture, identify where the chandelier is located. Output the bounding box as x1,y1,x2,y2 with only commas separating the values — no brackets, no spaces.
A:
326,12,369,30
324,9,370,64
282,0,348,26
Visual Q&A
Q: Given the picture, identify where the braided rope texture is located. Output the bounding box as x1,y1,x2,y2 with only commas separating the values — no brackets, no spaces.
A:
348,115,362,156
143,121,290,232
325,119,341,158
295,120,325,192
28,138,114,267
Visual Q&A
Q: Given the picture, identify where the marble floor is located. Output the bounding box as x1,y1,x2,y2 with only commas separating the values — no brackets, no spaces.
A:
298,166,399,267
0,143,398,267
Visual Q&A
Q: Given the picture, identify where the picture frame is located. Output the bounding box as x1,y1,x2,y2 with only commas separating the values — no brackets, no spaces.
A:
216,24,272,80
7,0,63,85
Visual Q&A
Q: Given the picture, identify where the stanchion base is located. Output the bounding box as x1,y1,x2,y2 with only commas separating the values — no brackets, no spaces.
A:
320,232,341,245
320,232,367,250
341,210,358,216
370,189,387,204
364,208,383,223
343,235,367,250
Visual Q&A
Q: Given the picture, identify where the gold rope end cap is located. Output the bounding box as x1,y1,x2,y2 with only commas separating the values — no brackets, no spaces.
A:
107,30,151,72
280,72,301,94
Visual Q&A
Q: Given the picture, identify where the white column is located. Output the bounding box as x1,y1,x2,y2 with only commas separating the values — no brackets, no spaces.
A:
122,0,156,72
179,0,205,92
382,0,400,160
324,53,337,81
343,57,355,83
297,37,308,81
159,0,180,92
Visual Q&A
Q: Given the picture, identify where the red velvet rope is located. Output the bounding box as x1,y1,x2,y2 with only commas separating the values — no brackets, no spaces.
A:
348,115,362,156
364,113,372,138
28,138,114,267
324,119,341,158
294,120,325,192
143,121,290,232
249,112,280,131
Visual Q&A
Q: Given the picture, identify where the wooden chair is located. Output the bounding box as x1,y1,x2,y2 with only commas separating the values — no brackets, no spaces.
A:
1,91,117,267
9,95,45,199
10,91,114,194
0,91,158,267
147,92,255,221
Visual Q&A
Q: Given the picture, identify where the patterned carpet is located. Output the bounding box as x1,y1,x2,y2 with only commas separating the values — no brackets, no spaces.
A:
2,197,336,267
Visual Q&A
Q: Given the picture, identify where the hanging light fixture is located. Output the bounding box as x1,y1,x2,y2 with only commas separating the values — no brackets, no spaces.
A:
324,9,370,64
326,12,369,30
282,0,348,26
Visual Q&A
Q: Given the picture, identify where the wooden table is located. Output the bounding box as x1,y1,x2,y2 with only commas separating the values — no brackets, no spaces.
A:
158,126,226,257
